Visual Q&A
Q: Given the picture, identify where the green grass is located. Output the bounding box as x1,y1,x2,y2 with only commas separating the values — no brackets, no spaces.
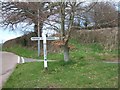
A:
69,39,118,62
3,45,39,59
2,39,118,88
3,61,118,88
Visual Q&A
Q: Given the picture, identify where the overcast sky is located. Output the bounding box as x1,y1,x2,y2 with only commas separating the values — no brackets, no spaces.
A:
0,0,119,43
0,28,24,43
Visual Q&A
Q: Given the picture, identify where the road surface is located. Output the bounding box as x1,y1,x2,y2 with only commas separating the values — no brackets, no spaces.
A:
0,51,18,89
0,51,56,89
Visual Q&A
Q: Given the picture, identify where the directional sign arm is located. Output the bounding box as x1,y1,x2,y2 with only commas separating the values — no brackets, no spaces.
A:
31,37,60,41
31,37,43,41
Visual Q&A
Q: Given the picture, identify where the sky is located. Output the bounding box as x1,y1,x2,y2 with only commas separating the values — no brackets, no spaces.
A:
0,28,24,43
0,0,119,43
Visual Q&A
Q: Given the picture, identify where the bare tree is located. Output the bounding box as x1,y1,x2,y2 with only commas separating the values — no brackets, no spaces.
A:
43,2,95,61
53,2,85,61
1,2,55,35
89,2,118,28
1,1,99,62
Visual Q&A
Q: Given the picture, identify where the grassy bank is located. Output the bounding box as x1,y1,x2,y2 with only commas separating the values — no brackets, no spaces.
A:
2,39,118,88
3,61,118,88
3,39,118,61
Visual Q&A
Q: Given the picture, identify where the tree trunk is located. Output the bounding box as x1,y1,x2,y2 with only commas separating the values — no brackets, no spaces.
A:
60,2,69,62
63,42,69,62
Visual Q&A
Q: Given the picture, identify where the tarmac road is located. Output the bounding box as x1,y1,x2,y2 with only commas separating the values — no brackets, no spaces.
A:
0,51,56,89
0,51,18,89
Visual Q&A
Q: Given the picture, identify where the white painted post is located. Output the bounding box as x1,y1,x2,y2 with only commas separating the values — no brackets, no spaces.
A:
42,32,47,69
17,56,20,64
21,57,25,63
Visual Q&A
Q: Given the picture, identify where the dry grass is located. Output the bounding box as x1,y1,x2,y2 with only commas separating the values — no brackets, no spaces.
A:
71,27,118,50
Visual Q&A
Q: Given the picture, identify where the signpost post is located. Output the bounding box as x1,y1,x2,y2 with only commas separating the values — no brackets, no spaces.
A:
31,32,59,69
42,32,47,69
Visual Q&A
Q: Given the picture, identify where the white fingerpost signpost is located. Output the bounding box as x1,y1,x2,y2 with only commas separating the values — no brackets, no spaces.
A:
31,31,59,69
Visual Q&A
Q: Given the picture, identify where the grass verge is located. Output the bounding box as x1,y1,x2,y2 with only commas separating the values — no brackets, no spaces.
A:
3,61,118,88
2,39,118,88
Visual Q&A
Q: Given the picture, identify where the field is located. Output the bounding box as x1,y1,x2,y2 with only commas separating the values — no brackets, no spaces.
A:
2,38,118,88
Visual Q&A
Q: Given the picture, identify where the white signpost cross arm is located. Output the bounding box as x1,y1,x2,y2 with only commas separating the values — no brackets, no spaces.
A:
31,37,60,41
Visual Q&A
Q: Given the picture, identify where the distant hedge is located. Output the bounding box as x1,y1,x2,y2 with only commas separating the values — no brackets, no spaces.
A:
71,27,118,51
